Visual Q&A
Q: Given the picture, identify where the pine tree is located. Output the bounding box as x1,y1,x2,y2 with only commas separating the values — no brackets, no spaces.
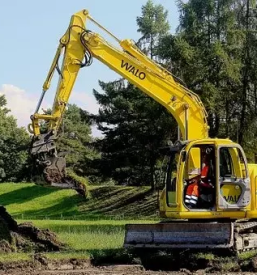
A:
93,1,176,190
137,0,170,58
158,0,245,139
93,80,176,187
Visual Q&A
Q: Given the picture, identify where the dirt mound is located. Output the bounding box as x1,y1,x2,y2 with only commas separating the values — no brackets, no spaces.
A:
0,206,64,253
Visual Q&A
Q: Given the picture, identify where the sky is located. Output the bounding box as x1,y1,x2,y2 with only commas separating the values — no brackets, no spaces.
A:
0,0,180,136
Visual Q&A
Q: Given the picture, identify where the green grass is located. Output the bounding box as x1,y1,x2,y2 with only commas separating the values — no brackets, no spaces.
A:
195,252,215,260
0,183,158,220
5,219,156,262
27,219,156,251
31,219,125,251
0,253,30,262
0,183,159,263
45,252,90,260
238,250,257,260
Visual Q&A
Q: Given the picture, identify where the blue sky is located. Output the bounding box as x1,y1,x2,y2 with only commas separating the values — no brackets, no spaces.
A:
0,0,180,136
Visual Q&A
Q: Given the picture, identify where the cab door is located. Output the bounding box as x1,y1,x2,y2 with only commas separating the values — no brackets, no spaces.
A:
217,145,250,210
165,146,185,211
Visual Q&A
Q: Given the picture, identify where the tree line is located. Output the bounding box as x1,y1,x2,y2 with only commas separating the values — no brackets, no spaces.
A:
3,0,257,189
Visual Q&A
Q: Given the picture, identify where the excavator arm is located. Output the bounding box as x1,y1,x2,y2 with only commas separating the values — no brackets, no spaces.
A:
28,9,209,193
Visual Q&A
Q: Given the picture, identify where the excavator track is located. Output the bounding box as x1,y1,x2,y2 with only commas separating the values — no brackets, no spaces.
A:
234,221,257,252
124,220,257,253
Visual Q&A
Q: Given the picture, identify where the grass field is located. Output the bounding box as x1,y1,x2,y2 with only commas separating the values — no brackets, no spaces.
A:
0,218,156,262
0,182,159,261
0,183,158,220
29,219,156,260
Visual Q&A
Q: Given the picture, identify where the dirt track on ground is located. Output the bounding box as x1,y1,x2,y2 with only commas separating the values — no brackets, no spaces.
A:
0,260,185,275
0,267,183,275
0,257,255,275
0,265,255,275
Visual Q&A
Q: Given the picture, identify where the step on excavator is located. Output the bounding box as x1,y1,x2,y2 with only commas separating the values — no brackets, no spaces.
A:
28,9,257,253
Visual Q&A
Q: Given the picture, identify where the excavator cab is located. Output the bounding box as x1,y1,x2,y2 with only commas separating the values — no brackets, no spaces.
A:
164,139,250,217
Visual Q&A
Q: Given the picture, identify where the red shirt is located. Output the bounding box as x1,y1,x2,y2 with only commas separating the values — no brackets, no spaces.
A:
201,164,209,178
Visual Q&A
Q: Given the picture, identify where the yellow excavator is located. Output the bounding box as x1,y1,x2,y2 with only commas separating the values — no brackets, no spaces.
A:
28,9,257,252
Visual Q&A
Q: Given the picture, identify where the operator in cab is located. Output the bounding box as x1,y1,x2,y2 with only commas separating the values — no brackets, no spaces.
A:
185,147,215,208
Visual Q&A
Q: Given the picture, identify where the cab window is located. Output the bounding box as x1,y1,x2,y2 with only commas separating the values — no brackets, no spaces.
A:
219,148,233,177
166,152,179,206
219,147,248,179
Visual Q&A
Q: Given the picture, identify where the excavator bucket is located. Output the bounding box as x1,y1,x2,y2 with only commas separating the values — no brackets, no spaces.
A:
124,222,234,249
30,132,86,197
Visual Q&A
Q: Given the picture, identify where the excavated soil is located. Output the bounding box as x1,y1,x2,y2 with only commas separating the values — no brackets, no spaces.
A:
0,206,63,253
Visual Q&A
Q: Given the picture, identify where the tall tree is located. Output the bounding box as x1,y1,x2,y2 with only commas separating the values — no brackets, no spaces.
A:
57,104,99,179
137,0,170,58
0,95,30,181
156,0,257,161
234,0,257,161
94,80,176,187
158,0,245,139
93,1,176,189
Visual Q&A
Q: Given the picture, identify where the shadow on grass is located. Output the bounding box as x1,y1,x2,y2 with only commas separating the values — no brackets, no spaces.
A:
3,184,157,220
16,194,84,218
79,186,156,218
0,185,57,206
90,187,152,209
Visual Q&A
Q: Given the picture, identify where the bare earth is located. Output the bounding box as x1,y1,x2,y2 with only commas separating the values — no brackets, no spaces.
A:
0,261,183,275
0,260,255,275
0,266,255,275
